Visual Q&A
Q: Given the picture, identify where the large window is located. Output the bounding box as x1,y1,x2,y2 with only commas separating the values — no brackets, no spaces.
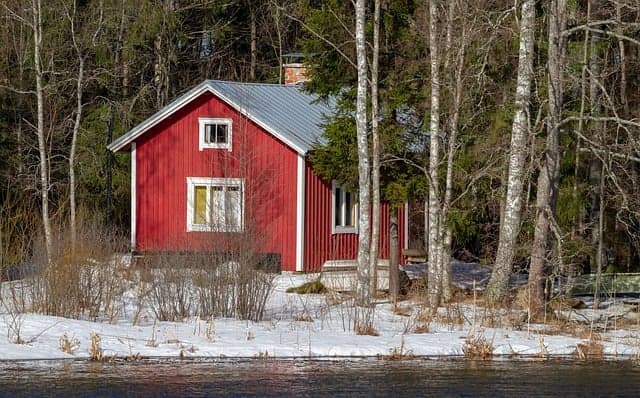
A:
332,181,357,234
187,177,244,232
199,117,232,151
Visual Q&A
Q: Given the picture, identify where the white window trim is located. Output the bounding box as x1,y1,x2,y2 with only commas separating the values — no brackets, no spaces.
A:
198,117,232,151
331,180,358,234
186,177,244,232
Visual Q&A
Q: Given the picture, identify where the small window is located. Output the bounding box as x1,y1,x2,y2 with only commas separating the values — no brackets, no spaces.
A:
199,118,232,151
187,177,244,232
332,181,358,234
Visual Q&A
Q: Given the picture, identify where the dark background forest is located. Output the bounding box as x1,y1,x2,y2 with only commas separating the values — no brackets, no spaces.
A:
0,1,639,309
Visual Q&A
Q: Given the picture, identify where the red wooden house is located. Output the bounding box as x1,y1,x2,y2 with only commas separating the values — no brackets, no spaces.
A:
108,80,407,272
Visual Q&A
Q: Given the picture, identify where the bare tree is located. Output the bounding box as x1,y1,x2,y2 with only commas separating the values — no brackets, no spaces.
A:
369,0,381,293
355,0,371,306
528,0,567,319
32,0,53,264
426,0,442,308
486,0,536,302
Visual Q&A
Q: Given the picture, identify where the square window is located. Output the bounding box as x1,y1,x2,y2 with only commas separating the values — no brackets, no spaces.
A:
199,118,232,151
187,177,244,232
332,181,358,234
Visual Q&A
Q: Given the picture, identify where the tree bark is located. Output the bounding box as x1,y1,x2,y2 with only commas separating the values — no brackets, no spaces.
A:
486,0,535,302
427,0,442,309
32,0,53,265
69,2,85,250
369,0,381,294
389,208,399,303
528,0,566,320
355,0,371,306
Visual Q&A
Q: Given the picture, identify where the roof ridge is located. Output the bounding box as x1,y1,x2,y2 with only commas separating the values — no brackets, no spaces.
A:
205,79,300,88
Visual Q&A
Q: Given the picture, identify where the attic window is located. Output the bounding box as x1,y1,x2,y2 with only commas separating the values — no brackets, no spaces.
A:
199,117,232,151
332,180,358,234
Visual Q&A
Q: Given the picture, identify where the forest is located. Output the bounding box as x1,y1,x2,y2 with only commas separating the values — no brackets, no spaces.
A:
0,0,639,316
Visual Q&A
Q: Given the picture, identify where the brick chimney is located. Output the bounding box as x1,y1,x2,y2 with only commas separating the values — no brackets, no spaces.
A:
282,53,308,85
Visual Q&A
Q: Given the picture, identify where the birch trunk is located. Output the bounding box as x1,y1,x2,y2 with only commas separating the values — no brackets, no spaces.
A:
250,8,257,81
486,0,535,302
69,3,85,250
369,0,381,293
32,0,53,265
355,0,371,306
439,23,466,302
427,0,442,309
389,208,399,304
528,0,566,320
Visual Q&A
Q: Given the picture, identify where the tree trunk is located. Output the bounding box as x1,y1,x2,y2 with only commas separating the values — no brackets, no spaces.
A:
250,7,257,81
32,0,53,265
369,0,381,294
528,0,566,320
486,0,535,302
389,208,399,304
440,14,466,302
69,3,85,251
427,0,442,309
354,0,371,307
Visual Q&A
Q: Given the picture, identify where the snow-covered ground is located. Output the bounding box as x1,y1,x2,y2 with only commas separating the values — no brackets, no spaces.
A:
1,268,639,362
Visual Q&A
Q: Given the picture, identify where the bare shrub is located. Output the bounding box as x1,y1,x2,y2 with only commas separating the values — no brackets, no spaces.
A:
27,219,127,320
147,255,194,322
146,232,275,322
355,306,379,336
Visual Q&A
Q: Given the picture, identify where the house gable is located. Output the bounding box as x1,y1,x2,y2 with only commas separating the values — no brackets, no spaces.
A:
108,80,334,156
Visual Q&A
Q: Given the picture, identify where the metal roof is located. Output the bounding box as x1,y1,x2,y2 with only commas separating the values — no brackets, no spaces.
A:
107,80,335,155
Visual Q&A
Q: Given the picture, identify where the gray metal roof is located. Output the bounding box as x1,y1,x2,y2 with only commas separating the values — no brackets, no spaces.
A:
108,80,335,155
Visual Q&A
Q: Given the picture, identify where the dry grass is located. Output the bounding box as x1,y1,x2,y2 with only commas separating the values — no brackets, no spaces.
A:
462,333,494,359
392,305,413,317
89,332,104,361
379,337,414,360
354,306,379,336
58,333,80,354
355,322,380,336
576,333,604,360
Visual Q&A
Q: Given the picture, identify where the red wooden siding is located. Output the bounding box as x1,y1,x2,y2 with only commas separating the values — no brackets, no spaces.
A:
135,92,298,270
303,163,405,271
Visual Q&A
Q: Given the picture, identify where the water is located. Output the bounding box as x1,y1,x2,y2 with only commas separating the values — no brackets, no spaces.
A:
0,359,639,397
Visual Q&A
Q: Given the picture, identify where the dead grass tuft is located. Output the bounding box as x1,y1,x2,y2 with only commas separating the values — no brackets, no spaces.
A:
576,333,604,360
462,333,494,360
58,333,80,355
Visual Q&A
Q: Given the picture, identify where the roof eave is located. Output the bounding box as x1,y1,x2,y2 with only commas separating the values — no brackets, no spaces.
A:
108,80,313,156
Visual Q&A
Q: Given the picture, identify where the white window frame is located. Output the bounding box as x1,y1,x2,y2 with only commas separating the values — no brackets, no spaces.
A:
331,180,358,234
186,177,244,232
198,117,232,151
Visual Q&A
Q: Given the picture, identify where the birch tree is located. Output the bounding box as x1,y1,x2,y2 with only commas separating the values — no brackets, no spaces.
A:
486,0,536,302
354,0,371,306
369,0,381,293
426,0,442,307
32,0,53,264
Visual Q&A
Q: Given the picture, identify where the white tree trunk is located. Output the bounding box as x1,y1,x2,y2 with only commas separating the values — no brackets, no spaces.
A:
486,0,536,302
427,0,442,309
69,2,85,250
32,0,53,265
439,19,466,302
369,0,381,293
355,0,371,306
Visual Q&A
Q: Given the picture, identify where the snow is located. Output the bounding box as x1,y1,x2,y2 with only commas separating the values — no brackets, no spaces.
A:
1,267,639,362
